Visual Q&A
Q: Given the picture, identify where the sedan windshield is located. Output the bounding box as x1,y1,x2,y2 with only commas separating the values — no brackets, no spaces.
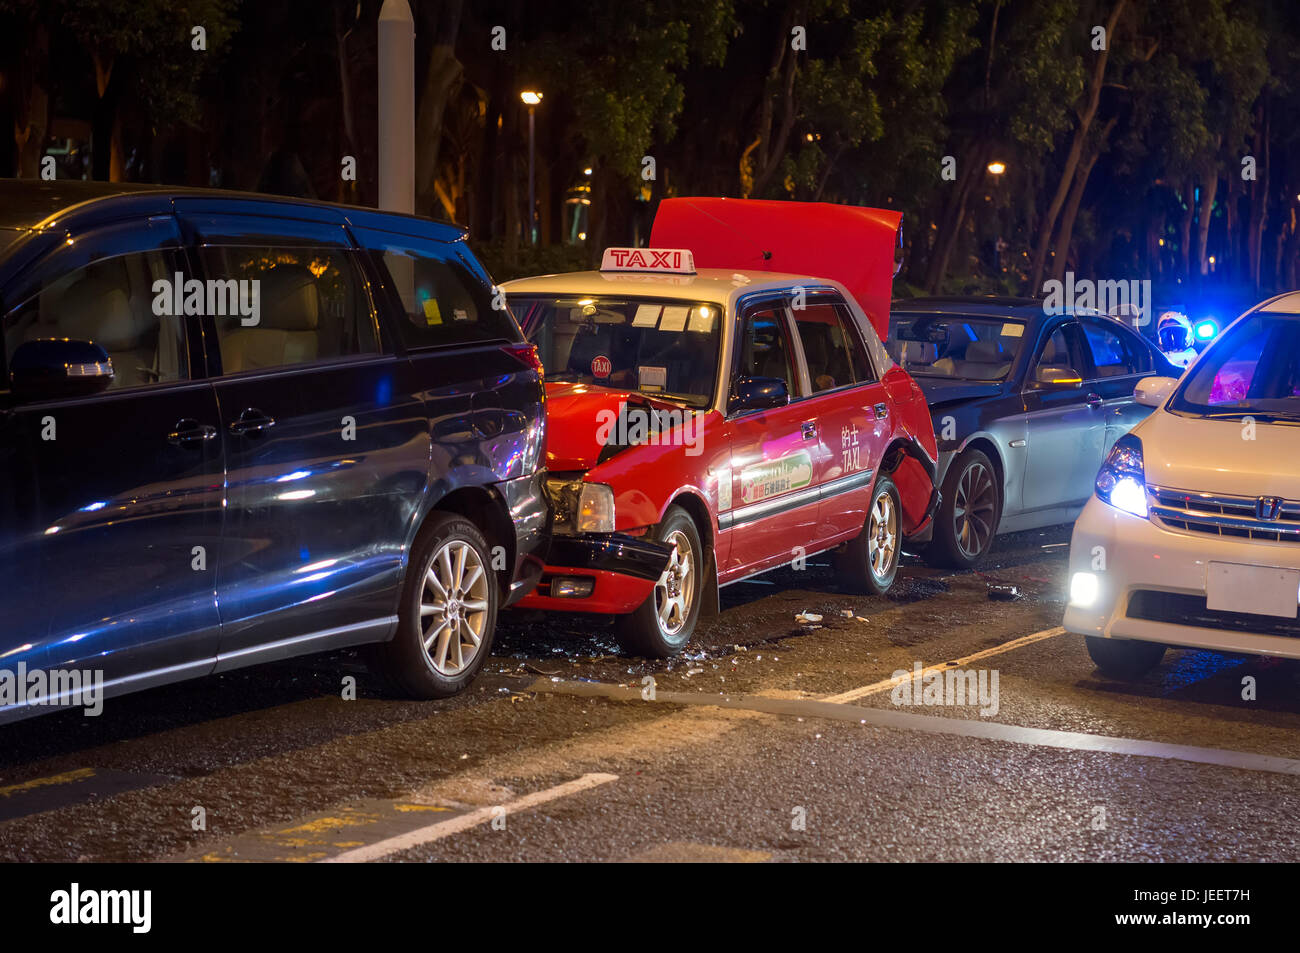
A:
887,313,1025,382
1170,312,1300,421
509,295,723,407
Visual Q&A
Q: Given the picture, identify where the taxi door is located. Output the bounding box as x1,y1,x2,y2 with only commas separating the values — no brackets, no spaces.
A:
787,296,892,541
718,298,831,577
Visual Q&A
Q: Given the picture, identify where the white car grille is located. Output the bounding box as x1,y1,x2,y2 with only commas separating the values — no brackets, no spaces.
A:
1149,485,1300,544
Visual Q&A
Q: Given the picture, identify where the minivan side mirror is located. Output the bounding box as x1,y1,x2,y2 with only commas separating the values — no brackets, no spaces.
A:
1032,365,1083,389
10,339,114,401
730,375,789,412
1135,375,1178,408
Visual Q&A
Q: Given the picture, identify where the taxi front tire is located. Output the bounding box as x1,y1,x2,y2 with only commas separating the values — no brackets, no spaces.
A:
618,505,702,657
835,474,902,596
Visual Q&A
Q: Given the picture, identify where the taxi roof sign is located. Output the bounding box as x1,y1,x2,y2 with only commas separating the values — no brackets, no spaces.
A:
601,247,696,274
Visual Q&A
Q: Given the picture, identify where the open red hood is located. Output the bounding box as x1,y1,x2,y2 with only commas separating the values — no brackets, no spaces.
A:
650,197,902,339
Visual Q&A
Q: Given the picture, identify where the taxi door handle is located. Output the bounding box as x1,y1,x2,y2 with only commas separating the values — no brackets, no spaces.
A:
801,421,817,439
1086,393,1104,409
874,402,889,420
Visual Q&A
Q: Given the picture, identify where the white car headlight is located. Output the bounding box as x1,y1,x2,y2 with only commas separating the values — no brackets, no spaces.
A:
1095,434,1148,518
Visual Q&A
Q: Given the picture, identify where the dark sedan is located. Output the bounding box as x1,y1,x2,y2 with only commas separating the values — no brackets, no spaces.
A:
885,296,1180,567
0,180,548,722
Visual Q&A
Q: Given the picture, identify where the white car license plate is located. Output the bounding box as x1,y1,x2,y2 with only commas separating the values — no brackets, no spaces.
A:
1206,562,1300,619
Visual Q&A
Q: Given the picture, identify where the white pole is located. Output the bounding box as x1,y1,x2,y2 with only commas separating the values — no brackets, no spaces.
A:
378,0,415,214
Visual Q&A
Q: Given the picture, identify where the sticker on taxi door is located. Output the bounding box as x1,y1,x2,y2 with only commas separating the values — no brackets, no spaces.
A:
739,451,812,504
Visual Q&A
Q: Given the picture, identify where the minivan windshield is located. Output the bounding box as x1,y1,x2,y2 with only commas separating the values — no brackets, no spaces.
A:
1170,311,1300,421
509,295,723,408
887,313,1025,382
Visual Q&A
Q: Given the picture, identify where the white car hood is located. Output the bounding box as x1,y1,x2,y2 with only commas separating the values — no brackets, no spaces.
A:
1137,408,1300,498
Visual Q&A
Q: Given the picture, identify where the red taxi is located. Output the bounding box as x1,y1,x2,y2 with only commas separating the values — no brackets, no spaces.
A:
504,199,939,656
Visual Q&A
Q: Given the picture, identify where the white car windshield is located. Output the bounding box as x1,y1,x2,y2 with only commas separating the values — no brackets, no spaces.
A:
509,295,723,408
887,314,1025,382
1171,311,1300,421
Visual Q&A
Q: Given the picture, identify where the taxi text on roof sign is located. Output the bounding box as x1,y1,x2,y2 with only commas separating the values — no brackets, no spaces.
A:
600,247,696,274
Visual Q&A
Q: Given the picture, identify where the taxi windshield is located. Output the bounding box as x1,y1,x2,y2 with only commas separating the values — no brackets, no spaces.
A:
1170,312,1300,422
509,295,723,408
887,314,1025,382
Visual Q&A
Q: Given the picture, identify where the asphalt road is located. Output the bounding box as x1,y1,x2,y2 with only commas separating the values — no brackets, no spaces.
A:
3,524,1300,863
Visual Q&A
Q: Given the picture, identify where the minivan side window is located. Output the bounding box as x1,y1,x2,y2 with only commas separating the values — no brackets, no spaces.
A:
354,228,520,350
2,246,188,392
197,245,378,374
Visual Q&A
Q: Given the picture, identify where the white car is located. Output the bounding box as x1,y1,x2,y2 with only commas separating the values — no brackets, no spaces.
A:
1065,292,1300,677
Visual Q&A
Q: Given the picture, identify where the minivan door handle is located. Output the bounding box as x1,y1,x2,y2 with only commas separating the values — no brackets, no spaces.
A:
168,419,218,448
228,408,276,437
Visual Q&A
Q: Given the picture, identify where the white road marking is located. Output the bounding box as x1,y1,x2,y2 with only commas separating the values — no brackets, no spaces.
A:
529,679,1300,777
322,773,618,863
822,626,1066,703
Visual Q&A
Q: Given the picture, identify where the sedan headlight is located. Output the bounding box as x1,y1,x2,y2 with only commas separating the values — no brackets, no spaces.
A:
1095,434,1148,518
545,478,616,534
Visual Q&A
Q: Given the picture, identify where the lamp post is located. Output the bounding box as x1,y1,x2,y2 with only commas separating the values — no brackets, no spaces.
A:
377,0,414,214
521,90,543,245
986,161,1007,273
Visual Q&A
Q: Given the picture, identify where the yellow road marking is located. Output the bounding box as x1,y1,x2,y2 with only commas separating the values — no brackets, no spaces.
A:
0,767,95,798
822,626,1067,704
323,773,619,863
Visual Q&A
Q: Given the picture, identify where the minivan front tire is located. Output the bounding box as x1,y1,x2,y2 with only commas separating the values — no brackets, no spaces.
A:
1085,635,1166,680
371,513,499,698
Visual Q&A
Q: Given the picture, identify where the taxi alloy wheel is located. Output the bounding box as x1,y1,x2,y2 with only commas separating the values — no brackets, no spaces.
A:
868,489,898,582
618,505,703,658
835,474,901,596
369,513,499,699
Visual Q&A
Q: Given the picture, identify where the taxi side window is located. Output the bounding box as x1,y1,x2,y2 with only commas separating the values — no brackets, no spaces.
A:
737,307,796,395
793,301,874,392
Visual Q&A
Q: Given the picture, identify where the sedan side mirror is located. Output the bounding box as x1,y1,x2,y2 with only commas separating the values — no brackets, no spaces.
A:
1135,375,1178,408
10,339,114,401
730,375,789,412
1032,365,1083,389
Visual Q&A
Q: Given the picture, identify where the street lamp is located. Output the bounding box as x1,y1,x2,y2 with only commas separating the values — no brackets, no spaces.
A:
986,161,1007,175
521,90,543,245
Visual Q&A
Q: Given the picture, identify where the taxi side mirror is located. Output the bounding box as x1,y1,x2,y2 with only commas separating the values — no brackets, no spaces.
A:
730,375,789,413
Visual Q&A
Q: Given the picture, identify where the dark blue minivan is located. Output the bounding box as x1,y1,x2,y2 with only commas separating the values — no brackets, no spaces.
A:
0,181,548,722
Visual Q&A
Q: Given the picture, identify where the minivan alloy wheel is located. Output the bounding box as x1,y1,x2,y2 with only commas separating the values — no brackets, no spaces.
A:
421,539,490,676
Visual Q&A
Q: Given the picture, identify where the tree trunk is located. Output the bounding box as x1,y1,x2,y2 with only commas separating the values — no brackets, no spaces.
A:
924,140,988,293
1178,180,1194,283
1195,171,1218,277
414,0,465,218
1028,0,1127,290
1050,118,1115,284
